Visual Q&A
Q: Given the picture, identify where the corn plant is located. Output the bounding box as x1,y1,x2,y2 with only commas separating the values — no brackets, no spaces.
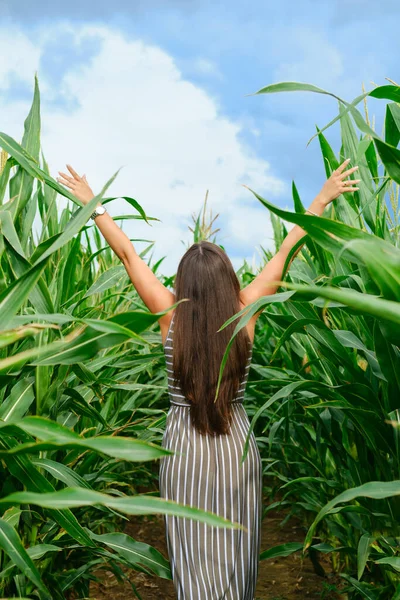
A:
3,70,400,600
0,75,243,599
227,80,400,599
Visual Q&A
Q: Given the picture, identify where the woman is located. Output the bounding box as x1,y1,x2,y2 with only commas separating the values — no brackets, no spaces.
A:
57,159,359,599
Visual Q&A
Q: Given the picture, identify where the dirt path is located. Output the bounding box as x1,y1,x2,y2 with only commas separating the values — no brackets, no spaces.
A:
90,497,343,599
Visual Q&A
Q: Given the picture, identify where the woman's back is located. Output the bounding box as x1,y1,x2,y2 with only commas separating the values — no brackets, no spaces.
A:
164,312,253,407
159,311,263,600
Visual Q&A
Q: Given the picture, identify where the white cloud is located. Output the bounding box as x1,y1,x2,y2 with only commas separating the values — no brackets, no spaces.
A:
0,29,41,89
192,58,223,79
1,22,286,274
228,205,274,246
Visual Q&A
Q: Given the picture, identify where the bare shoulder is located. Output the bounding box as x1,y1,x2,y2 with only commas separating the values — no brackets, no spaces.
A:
239,296,257,345
159,311,175,346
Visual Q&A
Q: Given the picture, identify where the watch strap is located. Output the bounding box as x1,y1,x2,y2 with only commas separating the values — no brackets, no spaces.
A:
90,205,107,220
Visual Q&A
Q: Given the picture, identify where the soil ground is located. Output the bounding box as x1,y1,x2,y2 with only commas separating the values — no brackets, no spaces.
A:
90,494,344,600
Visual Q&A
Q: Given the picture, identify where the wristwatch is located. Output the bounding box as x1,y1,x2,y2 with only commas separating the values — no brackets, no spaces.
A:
90,205,107,220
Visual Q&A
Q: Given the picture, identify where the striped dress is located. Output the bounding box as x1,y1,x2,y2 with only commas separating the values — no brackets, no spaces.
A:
159,313,263,600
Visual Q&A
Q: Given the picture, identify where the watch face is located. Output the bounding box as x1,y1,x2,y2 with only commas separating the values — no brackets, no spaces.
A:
96,206,106,215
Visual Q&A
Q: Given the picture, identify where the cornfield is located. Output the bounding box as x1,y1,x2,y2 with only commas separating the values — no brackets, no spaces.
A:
0,73,400,599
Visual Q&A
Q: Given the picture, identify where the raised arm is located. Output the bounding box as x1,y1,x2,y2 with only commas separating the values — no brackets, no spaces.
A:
57,165,175,329
240,158,360,321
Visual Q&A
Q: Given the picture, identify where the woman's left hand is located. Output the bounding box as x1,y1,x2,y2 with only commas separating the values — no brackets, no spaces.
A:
318,158,360,206
57,164,95,205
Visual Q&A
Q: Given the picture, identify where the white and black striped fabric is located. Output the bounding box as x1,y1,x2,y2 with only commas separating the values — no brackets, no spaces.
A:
159,312,263,599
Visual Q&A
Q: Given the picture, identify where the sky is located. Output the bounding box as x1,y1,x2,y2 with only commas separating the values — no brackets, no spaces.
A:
0,0,398,274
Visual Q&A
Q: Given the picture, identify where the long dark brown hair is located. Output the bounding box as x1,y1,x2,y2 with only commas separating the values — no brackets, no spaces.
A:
170,241,250,437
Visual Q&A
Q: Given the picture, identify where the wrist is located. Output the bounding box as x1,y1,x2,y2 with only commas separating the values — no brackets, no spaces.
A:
308,195,329,215
90,204,107,221
314,192,330,208
82,194,100,207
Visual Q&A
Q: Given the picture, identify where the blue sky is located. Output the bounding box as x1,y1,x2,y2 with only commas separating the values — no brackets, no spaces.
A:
1,0,398,273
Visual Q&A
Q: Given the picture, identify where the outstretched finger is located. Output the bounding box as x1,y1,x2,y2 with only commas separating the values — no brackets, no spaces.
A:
340,166,359,178
58,171,75,183
335,158,351,174
66,164,81,181
57,176,75,189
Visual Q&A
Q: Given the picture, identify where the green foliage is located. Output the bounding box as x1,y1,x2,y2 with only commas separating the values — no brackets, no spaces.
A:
237,80,400,598
2,72,400,599
0,74,243,599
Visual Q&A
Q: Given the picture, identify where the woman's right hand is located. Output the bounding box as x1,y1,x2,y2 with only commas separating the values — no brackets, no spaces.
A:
318,158,360,206
57,164,96,205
